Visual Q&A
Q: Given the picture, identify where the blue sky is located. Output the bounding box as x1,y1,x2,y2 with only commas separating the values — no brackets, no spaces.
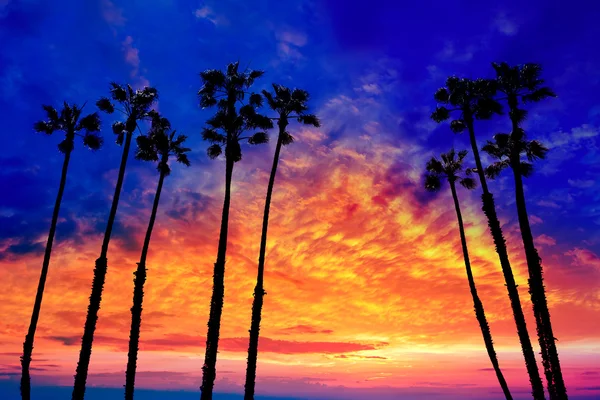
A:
1,0,600,399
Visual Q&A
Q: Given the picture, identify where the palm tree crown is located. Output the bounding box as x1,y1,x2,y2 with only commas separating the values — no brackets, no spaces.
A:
198,62,273,161
482,133,548,179
34,102,103,153
424,149,477,192
135,114,191,174
263,84,320,138
96,83,159,143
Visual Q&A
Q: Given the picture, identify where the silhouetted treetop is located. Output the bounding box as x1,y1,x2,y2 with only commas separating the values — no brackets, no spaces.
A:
34,102,103,153
424,149,477,192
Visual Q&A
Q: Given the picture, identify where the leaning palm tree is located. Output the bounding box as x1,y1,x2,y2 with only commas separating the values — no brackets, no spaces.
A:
489,62,566,400
72,83,158,400
424,149,512,400
20,103,102,400
198,62,273,400
431,77,545,400
243,84,320,400
124,113,190,400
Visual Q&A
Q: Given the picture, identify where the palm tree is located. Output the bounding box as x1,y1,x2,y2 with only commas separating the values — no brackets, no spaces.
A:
424,149,513,400
431,77,545,400
124,113,190,400
198,62,273,400
20,103,102,400
243,85,320,400
488,62,567,400
72,83,158,400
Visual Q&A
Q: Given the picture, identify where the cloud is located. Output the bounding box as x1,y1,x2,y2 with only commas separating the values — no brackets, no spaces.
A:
276,29,307,60
536,234,556,247
565,247,600,271
278,324,334,335
436,41,475,63
568,179,595,189
101,0,125,27
493,12,518,36
121,36,149,88
194,6,228,26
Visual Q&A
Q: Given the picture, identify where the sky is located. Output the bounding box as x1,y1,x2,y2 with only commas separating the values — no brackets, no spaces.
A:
0,0,599,399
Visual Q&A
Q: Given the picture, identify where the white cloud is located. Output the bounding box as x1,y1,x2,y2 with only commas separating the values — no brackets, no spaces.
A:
436,41,475,63
493,12,518,36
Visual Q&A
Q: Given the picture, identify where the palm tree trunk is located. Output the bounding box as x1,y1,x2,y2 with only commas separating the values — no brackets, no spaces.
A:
244,128,285,400
512,162,567,400
72,131,134,400
449,180,512,400
124,169,166,400
20,148,72,400
466,118,546,400
200,156,234,400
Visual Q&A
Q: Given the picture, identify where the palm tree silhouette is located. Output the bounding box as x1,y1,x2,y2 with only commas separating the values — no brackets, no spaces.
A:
198,62,273,400
243,84,320,400
431,77,545,400
487,62,567,400
72,83,158,400
20,103,102,400
124,113,191,400
424,149,513,400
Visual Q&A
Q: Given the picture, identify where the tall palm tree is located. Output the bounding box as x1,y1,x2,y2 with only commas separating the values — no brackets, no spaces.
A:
124,113,190,400
72,83,158,400
198,62,273,400
20,103,102,400
488,62,566,400
424,149,513,400
243,84,320,400
431,77,546,400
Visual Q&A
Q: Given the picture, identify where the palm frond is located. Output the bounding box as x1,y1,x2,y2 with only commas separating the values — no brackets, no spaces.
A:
449,119,465,133
135,135,159,162
262,89,279,110
459,177,477,190
76,113,101,133
433,87,450,103
297,114,320,127
484,161,509,179
525,140,548,161
112,121,126,135
207,143,222,159
109,83,128,102
57,138,74,154
281,131,294,146
431,106,450,123
424,174,442,192
42,105,60,122
83,133,103,150
248,131,269,145
425,157,444,174
520,161,534,177
202,128,226,143
96,97,115,114
33,121,55,135
522,87,556,103
249,93,263,108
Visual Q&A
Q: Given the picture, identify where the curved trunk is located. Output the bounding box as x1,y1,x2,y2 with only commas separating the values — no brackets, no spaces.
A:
466,117,546,400
20,148,72,400
200,155,234,400
512,162,567,399
449,181,512,400
507,96,567,400
244,124,285,400
72,130,134,400
124,169,166,400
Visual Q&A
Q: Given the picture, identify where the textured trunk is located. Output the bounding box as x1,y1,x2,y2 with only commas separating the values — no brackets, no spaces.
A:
449,181,512,400
72,130,134,400
21,147,72,400
512,161,567,400
200,155,234,400
244,122,286,400
465,116,546,400
124,169,165,400
507,96,567,400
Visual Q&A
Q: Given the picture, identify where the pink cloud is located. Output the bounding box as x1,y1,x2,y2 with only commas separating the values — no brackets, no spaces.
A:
537,234,557,247
565,248,600,271
101,0,125,27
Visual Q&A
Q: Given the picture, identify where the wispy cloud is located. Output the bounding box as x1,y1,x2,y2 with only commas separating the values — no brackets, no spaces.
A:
493,12,518,36
194,5,229,26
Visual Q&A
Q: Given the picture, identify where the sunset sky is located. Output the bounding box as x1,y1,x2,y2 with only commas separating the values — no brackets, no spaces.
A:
1,0,599,399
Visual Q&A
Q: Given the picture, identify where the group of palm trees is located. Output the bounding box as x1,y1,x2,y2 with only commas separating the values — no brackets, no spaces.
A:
19,62,319,400
16,60,567,400
425,62,567,400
